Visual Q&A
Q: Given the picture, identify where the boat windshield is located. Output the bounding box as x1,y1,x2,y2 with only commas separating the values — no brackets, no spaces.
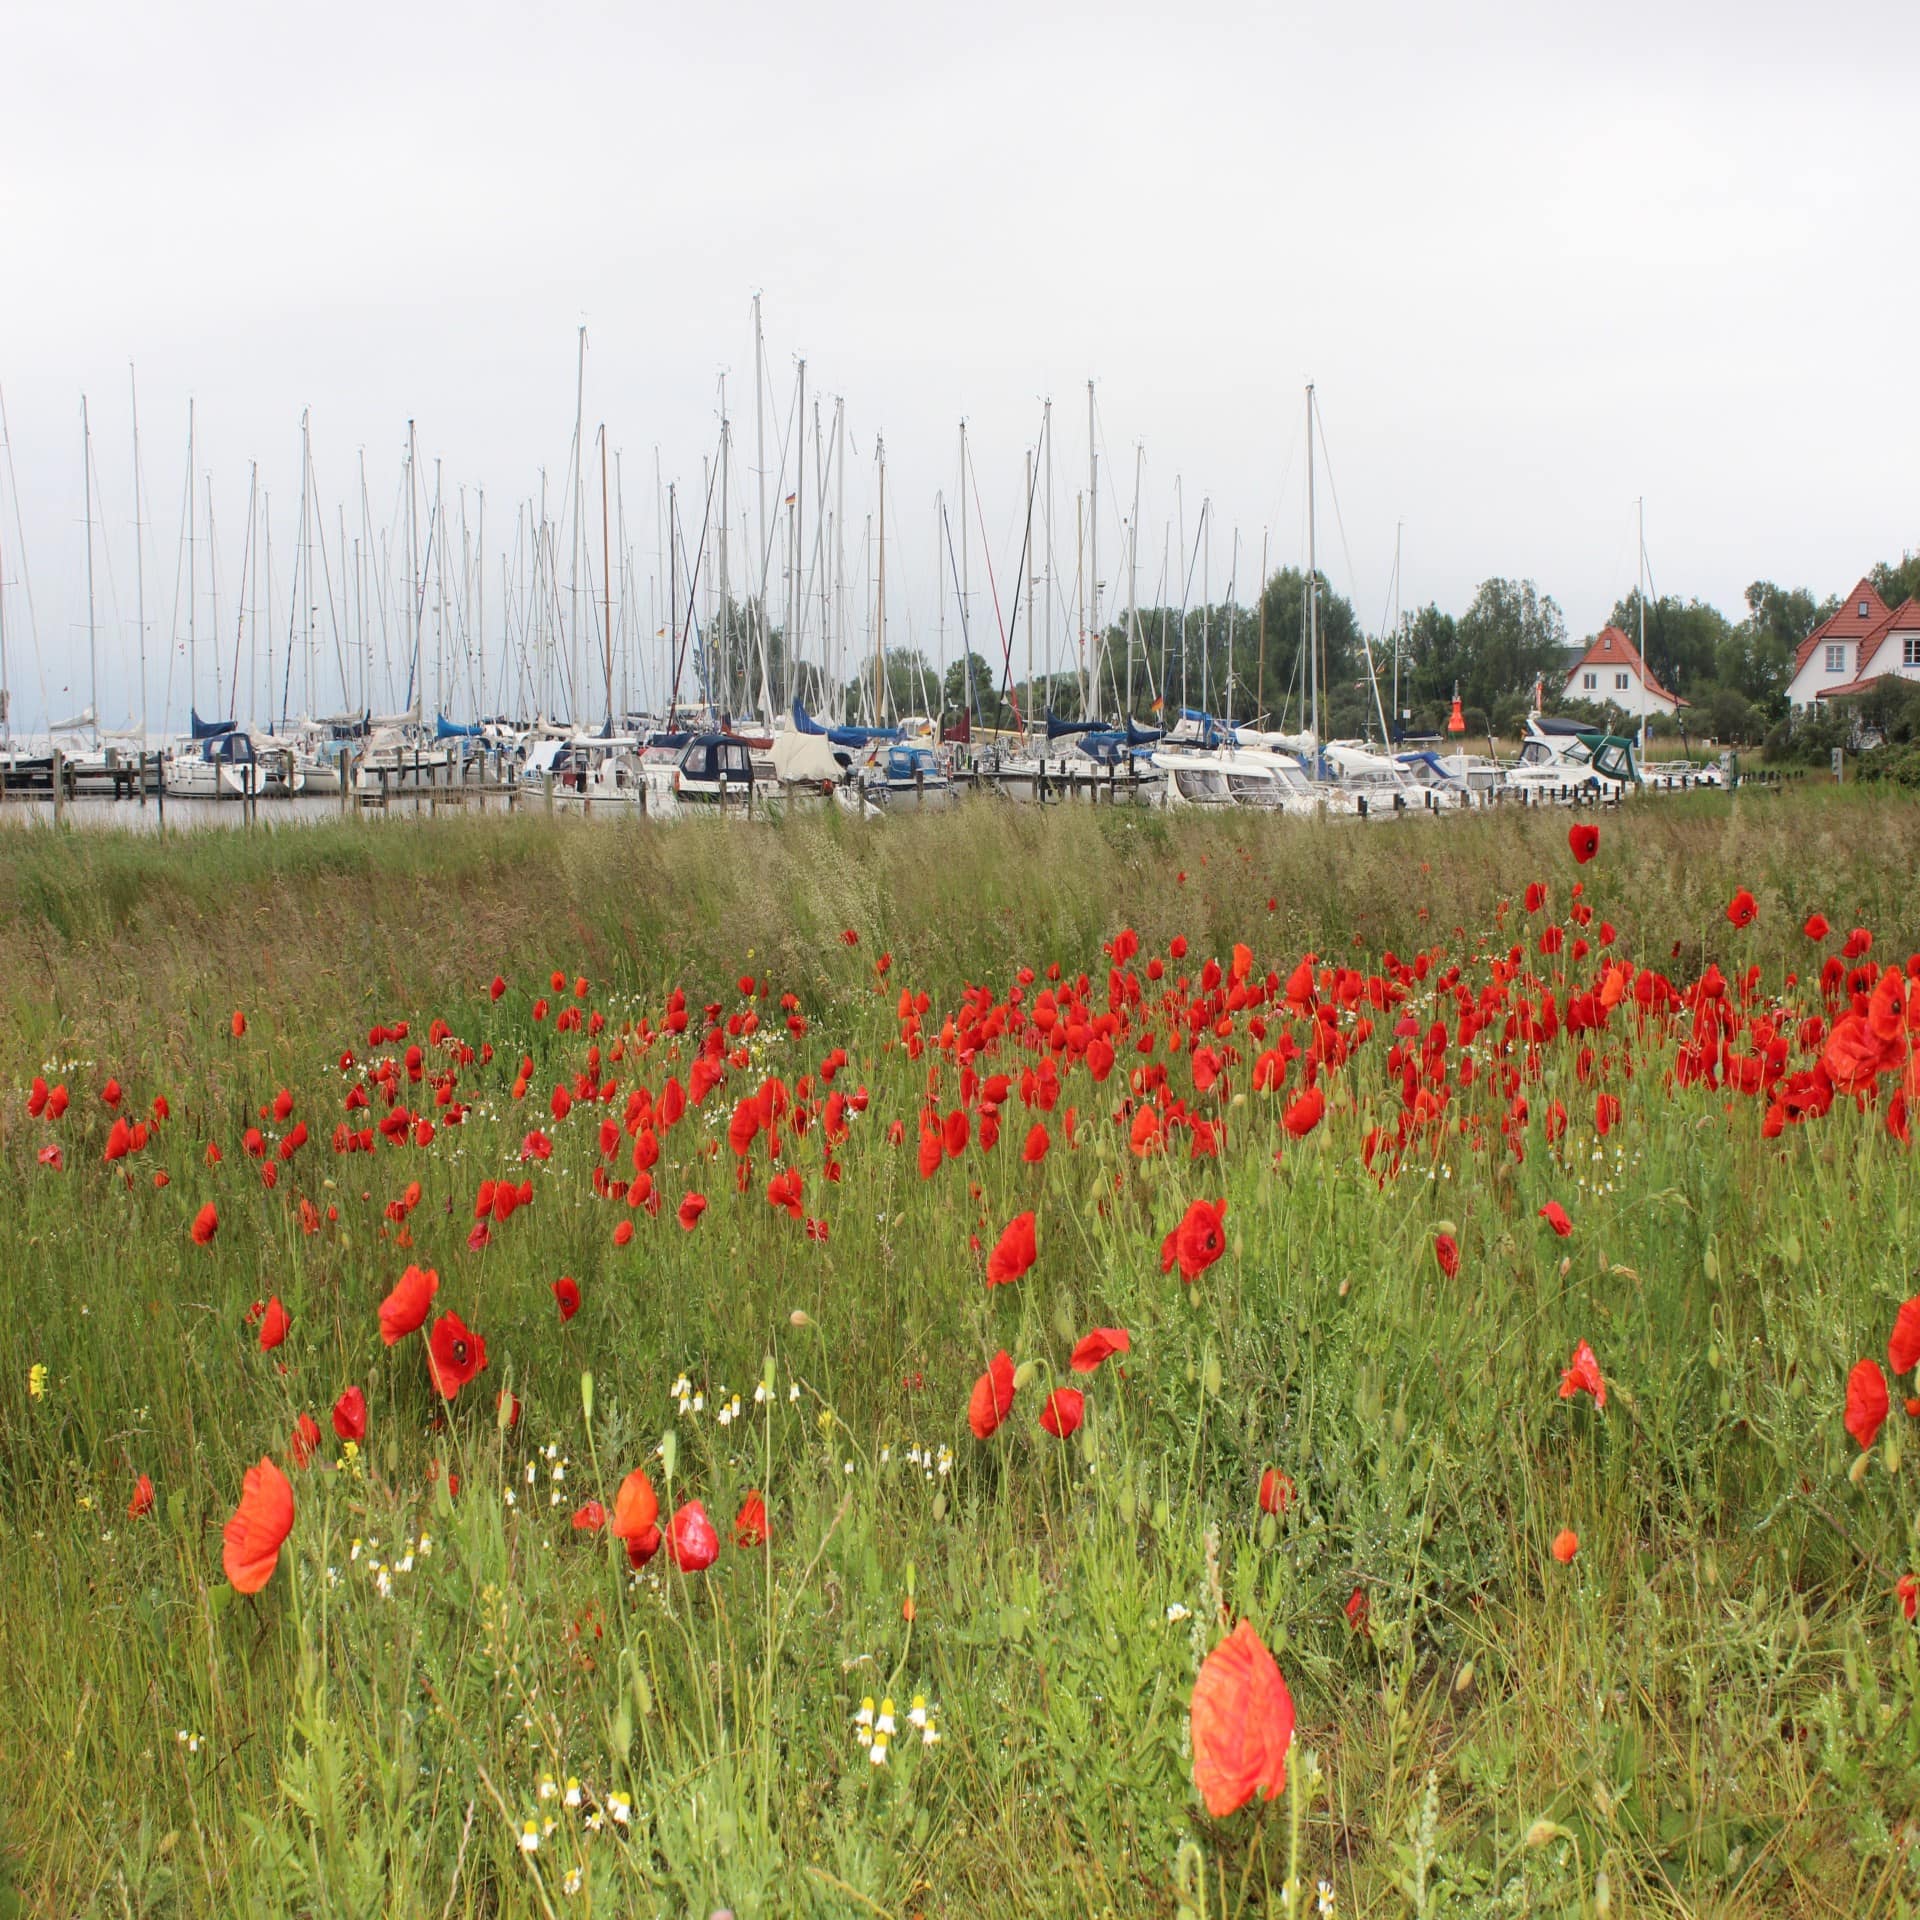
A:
1174,769,1230,802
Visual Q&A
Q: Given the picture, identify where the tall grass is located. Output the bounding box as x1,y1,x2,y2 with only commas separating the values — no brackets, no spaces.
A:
1,789,1917,1916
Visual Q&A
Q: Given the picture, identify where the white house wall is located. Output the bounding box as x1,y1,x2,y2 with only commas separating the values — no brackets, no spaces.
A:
1561,669,1676,718
1788,640,1856,710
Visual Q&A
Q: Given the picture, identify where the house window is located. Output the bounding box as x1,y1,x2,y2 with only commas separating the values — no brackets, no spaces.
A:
1826,644,1846,673
1906,637,1920,668
1583,672,1596,690
1602,632,1613,649
1860,600,1871,618
1615,672,1629,691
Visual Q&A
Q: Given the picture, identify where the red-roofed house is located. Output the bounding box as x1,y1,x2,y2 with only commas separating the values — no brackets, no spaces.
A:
1808,595,1920,706
1562,625,1686,718
1785,579,1900,709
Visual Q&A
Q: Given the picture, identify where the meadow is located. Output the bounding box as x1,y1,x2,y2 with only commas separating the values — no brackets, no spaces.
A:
2,791,1918,1919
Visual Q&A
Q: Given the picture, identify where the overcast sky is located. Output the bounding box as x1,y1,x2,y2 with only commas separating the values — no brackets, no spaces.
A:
4,0,1917,730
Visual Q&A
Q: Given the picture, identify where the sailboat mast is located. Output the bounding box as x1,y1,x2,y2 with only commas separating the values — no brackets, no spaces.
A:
874,435,886,724
1042,399,1053,706
206,476,221,718
718,393,730,716
1637,495,1648,758
1024,449,1035,723
600,425,613,726
407,420,421,718
833,401,844,702
82,395,98,729
301,411,313,723
958,422,970,723
1126,447,1142,722
753,293,767,719
1305,383,1319,748
1226,526,1238,725
476,487,485,724
130,366,147,734
667,479,679,726
1257,528,1269,722
1087,381,1099,712
571,325,585,725
433,457,444,724
793,356,805,711
187,398,197,724
1390,520,1403,733
1201,500,1211,717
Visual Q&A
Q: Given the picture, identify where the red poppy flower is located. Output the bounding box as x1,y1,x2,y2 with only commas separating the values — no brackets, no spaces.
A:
841,928,859,946
1432,1232,1460,1280
258,1296,291,1351
1900,1573,1918,1624
490,974,507,1000
553,1276,581,1322
426,1312,488,1399
734,1489,769,1547
332,1385,367,1443
625,1525,663,1567
1258,1467,1294,1516
1070,1327,1130,1374
969,1350,1017,1439
1189,1619,1295,1818
37,1144,62,1171
1551,1528,1579,1564
1803,914,1830,942
1170,1198,1228,1282
1567,824,1599,865
1022,1123,1050,1163
1559,1338,1606,1409
612,1468,659,1544
1039,1387,1084,1438
230,1010,247,1038
667,1498,720,1572
1524,883,1547,914
101,1076,122,1109
289,1412,321,1468
572,1501,606,1531
767,1167,804,1219
1725,889,1757,928
128,1473,154,1518
1281,1086,1326,1140
986,1211,1038,1287
1843,927,1873,960
222,1455,294,1594
190,1202,219,1245
675,1191,708,1232
1538,1201,1573,1237
1890,1297,1920,1377
379,1264,439,1345
1847,1358,1890,1451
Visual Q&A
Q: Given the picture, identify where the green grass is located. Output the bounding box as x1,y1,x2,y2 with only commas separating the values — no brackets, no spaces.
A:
2,790,1919,1917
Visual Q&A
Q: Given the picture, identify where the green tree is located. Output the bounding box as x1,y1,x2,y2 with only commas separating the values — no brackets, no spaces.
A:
941,651,1005,728
1453,578,1568,717
1604,593,1730,700
841,647,945,727
1402,604,1463,721
1870,551,1920,609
